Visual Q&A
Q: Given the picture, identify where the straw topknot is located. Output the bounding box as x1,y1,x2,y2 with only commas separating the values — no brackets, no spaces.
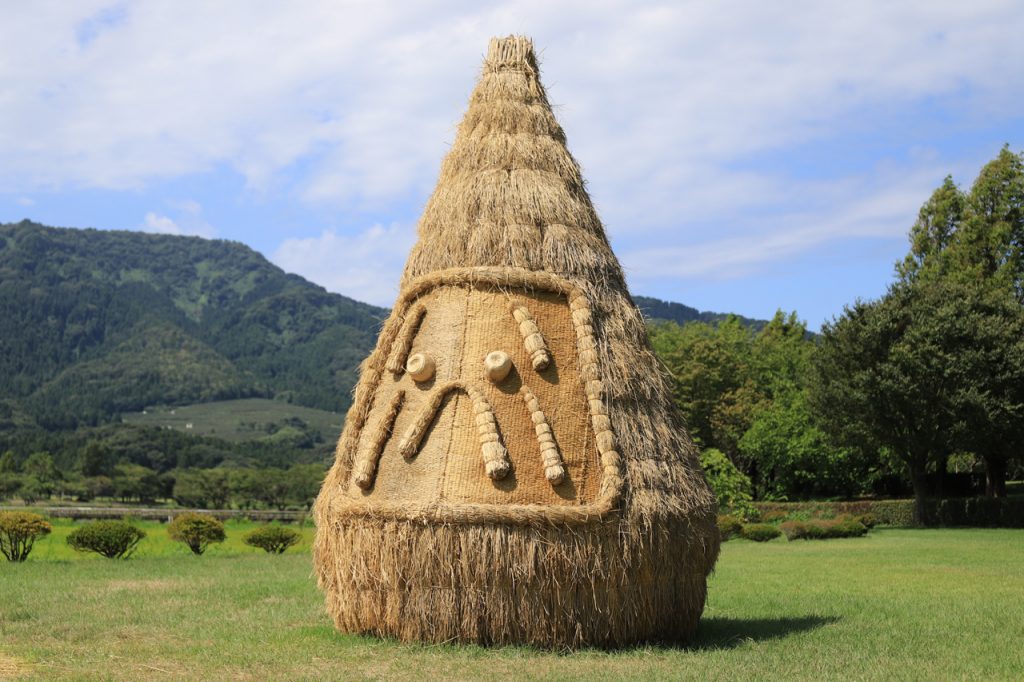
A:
313,35,720,649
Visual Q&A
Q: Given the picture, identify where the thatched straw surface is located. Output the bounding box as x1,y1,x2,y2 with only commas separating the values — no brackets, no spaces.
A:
314,35,719,649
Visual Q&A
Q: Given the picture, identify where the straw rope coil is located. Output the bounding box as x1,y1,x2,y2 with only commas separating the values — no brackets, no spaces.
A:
511,305,551,370
520,385,565,484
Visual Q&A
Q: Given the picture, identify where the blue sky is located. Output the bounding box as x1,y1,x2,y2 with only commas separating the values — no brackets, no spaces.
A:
2,1,1022,329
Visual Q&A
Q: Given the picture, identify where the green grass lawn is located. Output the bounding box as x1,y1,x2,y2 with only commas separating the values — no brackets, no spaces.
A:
2,528,1022,680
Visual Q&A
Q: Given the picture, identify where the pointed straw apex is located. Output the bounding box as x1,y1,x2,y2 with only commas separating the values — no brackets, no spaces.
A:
485,35,538,73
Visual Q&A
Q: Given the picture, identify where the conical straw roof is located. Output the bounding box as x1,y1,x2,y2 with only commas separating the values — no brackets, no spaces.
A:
314,35,719,649
403,36,621,287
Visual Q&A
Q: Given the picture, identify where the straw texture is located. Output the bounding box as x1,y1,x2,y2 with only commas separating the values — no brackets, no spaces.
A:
314,35,719,649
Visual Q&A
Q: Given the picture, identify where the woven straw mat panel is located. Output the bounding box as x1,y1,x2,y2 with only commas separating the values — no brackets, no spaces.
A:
346,280,601,508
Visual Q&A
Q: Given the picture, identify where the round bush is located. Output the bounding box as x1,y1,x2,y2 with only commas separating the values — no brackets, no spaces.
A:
168,512,226,556
0,511,52,562
67,520,145,559
740,523,782,542
716,514,744,541
243,525,301,554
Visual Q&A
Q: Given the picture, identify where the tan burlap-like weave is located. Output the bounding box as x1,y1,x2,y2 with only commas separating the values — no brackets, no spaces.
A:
344,274,601,509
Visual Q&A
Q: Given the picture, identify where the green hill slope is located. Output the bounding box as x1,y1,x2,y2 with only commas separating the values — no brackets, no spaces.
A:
633,295,768,331
0,220,385,429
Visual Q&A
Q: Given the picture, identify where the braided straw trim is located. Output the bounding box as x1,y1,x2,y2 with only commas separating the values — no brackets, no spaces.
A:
351,390,405,490
338,266,623,525
511,305,551,370
385,303,427,374
520,385,565,484
396,380,511,480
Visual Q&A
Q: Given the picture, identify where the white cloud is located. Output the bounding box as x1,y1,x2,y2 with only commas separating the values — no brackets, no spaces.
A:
140,200,214,237
16,196,34,206
271,223,415,306
621,164,942,282
0,0,1022,290
142,212,181,235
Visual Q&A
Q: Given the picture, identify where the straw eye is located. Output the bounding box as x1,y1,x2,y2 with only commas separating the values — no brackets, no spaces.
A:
484,350,512,382
406,352,435,382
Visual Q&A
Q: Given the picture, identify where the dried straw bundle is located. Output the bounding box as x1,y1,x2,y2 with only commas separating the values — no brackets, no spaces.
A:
314,35,719,649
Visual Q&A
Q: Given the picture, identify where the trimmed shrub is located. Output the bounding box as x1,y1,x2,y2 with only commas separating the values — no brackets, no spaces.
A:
780,520,808,540
243,525,300,554
716,514,744,541
168,513,226,556
760,510,789,524
740,523,781,542
783,516,869,540
0,511,52,562
853,513,877,529
869,500,915,527
67,520,145,559
757,498,1024,528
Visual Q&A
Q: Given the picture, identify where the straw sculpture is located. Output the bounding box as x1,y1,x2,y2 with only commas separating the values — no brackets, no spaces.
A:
313,35,720,649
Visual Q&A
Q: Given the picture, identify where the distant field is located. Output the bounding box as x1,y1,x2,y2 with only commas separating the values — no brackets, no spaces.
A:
2,528,1022,680
122,398,344,443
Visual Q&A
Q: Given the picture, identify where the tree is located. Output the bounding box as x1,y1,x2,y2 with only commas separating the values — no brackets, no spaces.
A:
286,464,326,510
897,175,965,281
890,148,1024,494
22,452,61,491
0,511,52,562
18,477,48,505
77,441,114,477
0,450,19,473
698,448,754,519
168,512,226,555
952,145,1024,301
251,468,293,510
740,393,865,499
935,283,1024,496
0,474,23,502
810,286,955,525
173,468,231,508
111,463,163,504
649,317,757,454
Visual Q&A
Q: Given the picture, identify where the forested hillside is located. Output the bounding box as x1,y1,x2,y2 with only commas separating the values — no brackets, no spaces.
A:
0,221,386,430
634,295,768,331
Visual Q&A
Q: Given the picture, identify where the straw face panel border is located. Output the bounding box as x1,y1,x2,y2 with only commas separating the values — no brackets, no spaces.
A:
330,266,624,525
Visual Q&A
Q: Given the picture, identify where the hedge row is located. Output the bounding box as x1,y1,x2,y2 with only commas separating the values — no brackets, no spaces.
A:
753,496,1024,528
781,517,870,540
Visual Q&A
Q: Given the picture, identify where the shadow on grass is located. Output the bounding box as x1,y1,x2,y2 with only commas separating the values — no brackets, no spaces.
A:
687,615,840,650
318,616,841,655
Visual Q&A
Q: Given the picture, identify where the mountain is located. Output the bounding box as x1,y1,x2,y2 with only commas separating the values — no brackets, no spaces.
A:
0,220,772,435
633,295,768,331
0,220,386,430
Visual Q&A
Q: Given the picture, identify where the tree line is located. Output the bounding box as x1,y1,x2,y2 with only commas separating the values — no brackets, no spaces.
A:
2,149,1021,524
0,448,324,511
654,146,1024,524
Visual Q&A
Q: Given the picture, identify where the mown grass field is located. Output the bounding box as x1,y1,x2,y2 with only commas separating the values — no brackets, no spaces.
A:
2,527,1023,680
122,398,344,443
